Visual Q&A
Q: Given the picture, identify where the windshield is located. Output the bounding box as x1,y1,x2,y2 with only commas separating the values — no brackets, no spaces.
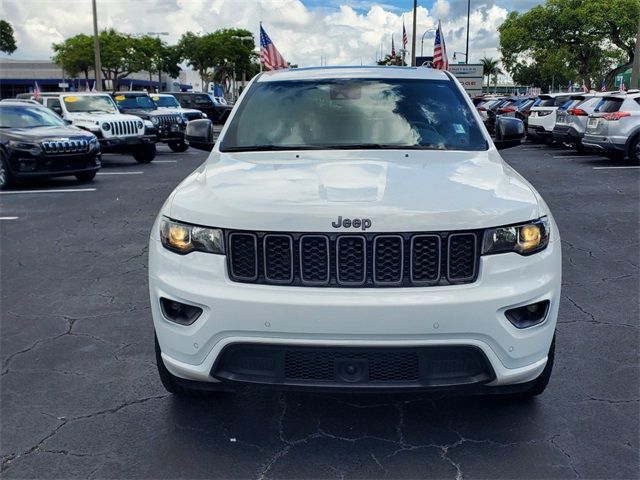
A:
221,79,487,152
113,95,155,110
62,95,117,113
0,105,66,128
152,95,180,108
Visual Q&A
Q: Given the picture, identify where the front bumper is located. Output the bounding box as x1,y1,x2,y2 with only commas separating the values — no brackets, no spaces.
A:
149,229,562,390
7,151,101,179
99,135,156,152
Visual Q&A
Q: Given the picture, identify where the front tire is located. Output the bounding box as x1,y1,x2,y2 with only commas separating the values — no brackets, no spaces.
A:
132,144,156,163
155,334,228,397
168,140,189,153
75,171,97,182
0,151,13,190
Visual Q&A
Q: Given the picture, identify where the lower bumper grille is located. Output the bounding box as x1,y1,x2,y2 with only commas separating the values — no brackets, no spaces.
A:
226,230,479,288
213,345,494,388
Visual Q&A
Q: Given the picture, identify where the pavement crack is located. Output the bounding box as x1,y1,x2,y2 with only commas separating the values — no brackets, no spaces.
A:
549,435,580,478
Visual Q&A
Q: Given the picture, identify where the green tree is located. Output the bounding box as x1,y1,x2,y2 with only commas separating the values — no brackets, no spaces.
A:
499,0,640,90
0,19,16,54
52,34,94,82
99,29,147,89
136,35,163,89
480,57,499,92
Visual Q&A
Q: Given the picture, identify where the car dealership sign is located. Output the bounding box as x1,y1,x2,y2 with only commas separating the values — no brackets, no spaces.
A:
449,64,483,96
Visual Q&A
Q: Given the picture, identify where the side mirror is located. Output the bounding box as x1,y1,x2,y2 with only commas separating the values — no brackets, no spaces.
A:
185,119,215,151
494,116,525,150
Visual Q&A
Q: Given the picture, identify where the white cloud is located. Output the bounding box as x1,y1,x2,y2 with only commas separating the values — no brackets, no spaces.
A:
0,0,508,67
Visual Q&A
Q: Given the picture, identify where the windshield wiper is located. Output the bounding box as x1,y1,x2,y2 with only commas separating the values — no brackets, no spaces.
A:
321,143,444,150
222,145,325,152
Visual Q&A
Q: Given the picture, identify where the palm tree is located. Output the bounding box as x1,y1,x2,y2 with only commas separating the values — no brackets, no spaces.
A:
480,57,499,94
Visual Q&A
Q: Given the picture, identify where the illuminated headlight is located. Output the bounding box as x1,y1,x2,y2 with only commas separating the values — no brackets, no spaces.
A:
151,117,159,125
482,217,549,256
160,218,224,255
136,121,143,129
9,140,41,154
101,122,111,131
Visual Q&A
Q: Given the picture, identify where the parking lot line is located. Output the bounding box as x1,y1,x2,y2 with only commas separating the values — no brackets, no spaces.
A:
154,160,177,163
592,166,640,170
552,154,604,159
0,216,18,220
0,188,96,195
97,171,144,175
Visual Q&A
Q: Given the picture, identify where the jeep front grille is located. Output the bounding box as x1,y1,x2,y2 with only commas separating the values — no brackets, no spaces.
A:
106,120,139,137
41,139,90,154
226,230,479,288
155,114,181,126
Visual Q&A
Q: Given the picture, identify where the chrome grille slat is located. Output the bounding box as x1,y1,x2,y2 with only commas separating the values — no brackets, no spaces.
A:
41,139,90,155
226,231,479,288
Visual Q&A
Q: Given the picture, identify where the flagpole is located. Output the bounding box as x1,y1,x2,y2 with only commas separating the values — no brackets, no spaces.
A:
411,0,417,66
259,22,263,72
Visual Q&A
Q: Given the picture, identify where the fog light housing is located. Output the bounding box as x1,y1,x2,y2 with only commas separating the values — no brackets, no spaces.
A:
160,297,203,325
505,300,550,329
18,159,37,172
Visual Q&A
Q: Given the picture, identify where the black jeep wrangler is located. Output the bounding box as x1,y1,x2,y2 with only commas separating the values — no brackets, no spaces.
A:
111,92,189,152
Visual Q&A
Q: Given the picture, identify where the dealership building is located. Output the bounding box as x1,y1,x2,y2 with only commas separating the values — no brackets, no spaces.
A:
0,58,192,99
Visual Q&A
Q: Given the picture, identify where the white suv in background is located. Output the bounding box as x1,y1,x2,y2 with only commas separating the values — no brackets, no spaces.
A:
149,67,561,399
42,93,157,163
528,93,571,142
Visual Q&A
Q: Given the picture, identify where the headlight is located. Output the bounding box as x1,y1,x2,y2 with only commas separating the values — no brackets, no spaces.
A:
136,121,143,130
89,136,99,147
201,112,208,118
151,117,159,125
101,122,111,131
8,140,40,154
160,218,224,255
482,217,549,256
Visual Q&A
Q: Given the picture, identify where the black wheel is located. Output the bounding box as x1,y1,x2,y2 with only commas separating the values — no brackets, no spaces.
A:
155,334,229,397
506,335,555,399
0,150,13,190
628,136,639,165
132,144,156,163
75,171,97,182
168,141,189,153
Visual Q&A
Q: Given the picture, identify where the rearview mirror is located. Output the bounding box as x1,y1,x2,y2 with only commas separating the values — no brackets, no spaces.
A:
494,116,525,150
185,119,215,152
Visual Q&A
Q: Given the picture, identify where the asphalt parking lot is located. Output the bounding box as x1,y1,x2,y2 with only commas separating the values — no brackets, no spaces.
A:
1,141,638,479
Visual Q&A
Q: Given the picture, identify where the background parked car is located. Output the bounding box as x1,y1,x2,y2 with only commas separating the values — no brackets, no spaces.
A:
527,93,571,143
151,93,207,121
40,93,157,163
112,92,188,153
582,92,640,163
0,101,101,189
172,92,232,125
552,93,603,151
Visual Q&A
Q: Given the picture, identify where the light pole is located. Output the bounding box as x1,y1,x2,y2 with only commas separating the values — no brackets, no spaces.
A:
452,51,467,63
411,0,417,66
148,32,169,92
231,35,253,101
420,29,436,58
465,0,471,65
91,0,102,91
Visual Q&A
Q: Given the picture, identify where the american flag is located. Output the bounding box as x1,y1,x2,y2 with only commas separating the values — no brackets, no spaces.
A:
582,81,589,93
600,80,606,92
432,21,448,70
260,23,288,71
33,81,41,100
619,78,626,92
402,20,408,50
391,35,396,61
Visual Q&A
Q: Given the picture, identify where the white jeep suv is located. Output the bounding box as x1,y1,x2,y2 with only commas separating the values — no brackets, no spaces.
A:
149,67,561,398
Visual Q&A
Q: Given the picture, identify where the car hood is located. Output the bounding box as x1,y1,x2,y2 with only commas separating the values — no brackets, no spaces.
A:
2,125,93,141
169,149,540,232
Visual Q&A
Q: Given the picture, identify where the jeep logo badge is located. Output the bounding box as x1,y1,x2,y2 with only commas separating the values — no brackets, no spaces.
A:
331,216,372,230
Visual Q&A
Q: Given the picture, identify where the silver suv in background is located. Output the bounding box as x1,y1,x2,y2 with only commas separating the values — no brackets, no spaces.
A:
552,93,604,151
582,92,640,163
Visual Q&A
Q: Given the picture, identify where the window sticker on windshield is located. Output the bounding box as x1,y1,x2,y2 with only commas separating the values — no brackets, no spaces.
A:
63,96,78,103
114,95,125,101
152,96,160,101
453,123,466,134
